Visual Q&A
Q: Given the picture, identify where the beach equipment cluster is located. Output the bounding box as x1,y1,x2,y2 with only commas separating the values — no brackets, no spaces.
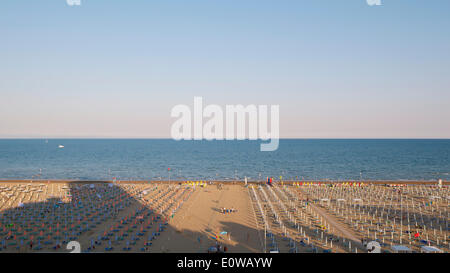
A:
0,182,195,253
247,181,448,253
292,182,366,187
297,183,449,253
182,181,208,187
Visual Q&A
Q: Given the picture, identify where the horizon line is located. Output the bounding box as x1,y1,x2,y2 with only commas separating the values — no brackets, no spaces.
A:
0,137,449,140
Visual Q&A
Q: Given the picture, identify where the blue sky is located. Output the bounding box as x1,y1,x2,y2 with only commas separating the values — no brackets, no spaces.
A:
0,0,449,138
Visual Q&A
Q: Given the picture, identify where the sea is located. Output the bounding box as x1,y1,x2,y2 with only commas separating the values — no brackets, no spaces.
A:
0,139,449,181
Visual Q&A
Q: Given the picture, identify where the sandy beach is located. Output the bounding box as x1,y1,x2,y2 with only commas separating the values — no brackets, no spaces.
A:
0,180,448,253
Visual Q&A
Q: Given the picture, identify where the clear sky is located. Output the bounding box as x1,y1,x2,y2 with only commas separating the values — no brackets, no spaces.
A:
1,0,449,138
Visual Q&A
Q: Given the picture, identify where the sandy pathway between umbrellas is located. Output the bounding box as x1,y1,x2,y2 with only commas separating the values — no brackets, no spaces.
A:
307,202,361,244
152,184,261,253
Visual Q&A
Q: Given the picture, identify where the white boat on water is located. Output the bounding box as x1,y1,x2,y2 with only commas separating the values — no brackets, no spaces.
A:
58,145,64,148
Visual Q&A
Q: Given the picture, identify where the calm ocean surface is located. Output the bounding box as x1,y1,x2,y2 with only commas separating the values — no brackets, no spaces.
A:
0,139,449,181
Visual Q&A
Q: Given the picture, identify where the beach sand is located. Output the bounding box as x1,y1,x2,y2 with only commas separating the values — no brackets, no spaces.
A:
0,180,448,253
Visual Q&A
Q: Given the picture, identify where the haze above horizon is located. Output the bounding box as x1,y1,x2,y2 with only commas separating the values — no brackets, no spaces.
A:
1,0,449,138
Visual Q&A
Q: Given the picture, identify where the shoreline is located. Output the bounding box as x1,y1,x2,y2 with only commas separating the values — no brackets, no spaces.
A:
0,179,448,185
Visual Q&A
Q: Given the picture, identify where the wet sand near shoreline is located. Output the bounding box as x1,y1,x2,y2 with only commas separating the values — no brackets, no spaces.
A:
0,179,448,185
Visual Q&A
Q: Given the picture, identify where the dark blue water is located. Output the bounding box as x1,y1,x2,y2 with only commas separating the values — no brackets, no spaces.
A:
0,139,449,181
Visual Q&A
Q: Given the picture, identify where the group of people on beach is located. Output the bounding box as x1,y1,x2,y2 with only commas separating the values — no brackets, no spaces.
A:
208,242,228,253
220,207,237,214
